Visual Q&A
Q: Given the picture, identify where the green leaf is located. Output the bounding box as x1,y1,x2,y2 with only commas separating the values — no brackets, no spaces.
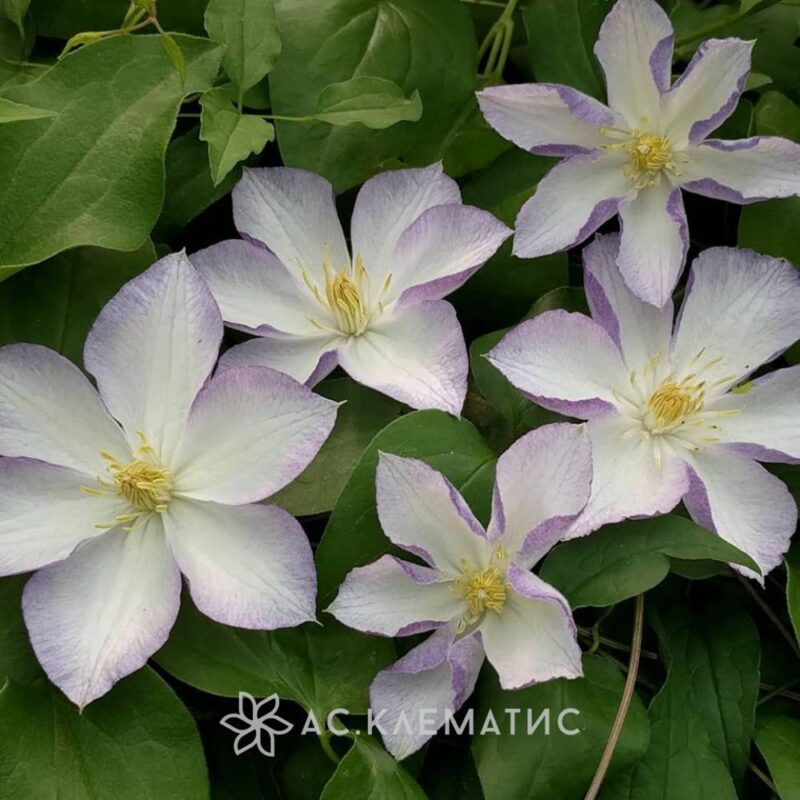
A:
320,736,426,800
522,0,607,100
786,543,800,646
313,76,422,129
204,0,281,94
0,240,155,364
271,378,404,516
159,31,187,81
0,95,54,121
0,33,222,277
156,594,394,720
0,0,31,61
754,715,800,800
540,515,760,608
315,410,495,603
473,654,649,800
269,0,477,190
0,668,209,799
200,86,275,185
0,574,40,685
0,56,46,88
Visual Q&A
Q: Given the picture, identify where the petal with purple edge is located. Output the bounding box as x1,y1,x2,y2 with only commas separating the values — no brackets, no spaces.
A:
683,447,795,581
369,622,484,760
680,138,800,202
84,252,222,464
594,0,674,127
583,233,673,370
670,248,800,389
663,38,754,147
172,366,338,505
512,152,632,259
326,555,461,637
232,167,350,286
376,452,489,573
487,424,592,568
22,518,181,708
0,344,128,475
481,565,582,690
164,498,316,629
391,204,511,305
487,310,626,420
476,83,613,156
190,239,322,335
338,301,467,415
617,181,688,308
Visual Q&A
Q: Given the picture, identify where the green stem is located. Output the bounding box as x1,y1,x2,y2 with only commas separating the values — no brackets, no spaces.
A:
737,574,800,660
674,0,783,48
461,0,507,7
749,761,777,794
478,0,519,79
319,730,340,765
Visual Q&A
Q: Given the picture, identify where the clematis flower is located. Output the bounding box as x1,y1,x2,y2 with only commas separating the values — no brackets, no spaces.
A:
489,234,800,580
328,423,590,758
0,253,338,707
477,0,800,307
190,163,511,415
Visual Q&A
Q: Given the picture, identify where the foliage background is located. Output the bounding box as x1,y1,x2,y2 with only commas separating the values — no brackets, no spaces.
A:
0,0,798,798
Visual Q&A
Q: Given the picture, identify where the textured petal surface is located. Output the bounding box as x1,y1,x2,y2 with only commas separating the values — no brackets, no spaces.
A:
22,519,180,707
172,366,337,505
487,424,592,567
327,555,461,637
164,498,316,629
683,448,796,580
583,233,673,369
481,566,582,690
512,152,631,258
488,311,626,419
232,167,350,285
338,301,467,415
617,181,688,307
84,252,222,463
680,138,800,202
376,453,488,574
190,239,321,335
0,344,127,475
671,248,800,390
594,0,674,126
477,83,613,155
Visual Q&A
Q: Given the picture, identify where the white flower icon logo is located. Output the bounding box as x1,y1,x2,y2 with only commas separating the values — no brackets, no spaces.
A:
220,692,293,757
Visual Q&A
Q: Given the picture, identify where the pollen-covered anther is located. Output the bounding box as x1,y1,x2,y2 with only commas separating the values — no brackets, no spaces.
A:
645,377,705,434
604,129,680,188
461,565,508,617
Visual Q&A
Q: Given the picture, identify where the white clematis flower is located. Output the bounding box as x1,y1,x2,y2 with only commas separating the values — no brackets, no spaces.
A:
0,253,338,707
328,423,591,759
190,163,511,415
489,234,800,580
477,0,800,307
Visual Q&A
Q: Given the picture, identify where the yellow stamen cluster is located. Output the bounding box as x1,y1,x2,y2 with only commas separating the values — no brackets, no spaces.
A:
323,254,370,336
604,129,680,188
645,377,706,434
463,566,507,616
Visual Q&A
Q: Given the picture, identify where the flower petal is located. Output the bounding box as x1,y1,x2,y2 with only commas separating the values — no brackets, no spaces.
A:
84,252,222,464
680,138,800,202
390,204,511,305
338,301,467,415
232,167,350,286
583,233,673,370
189,239,321,335
327,555,462,637
0,344,128,475
370,623,484,760
487,310,626,419
164,498,316,629
22,518,180,707
219,334,339,387
617,181,688,307
594,0,674,126
705,367,800,463
671,248,800,390
376,452,488,573
663,38,753,146
512,152,632,258
567,412,689,538
476,83,614,156
487,424,592,567
172,366,337,505
481,565,582,690
683,447,796,580
350,163,460,288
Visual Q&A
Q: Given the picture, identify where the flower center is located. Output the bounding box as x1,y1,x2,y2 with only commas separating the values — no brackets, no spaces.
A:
324,258,370,336
463,566,507,616
644,378,705,434
603,128,680,189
